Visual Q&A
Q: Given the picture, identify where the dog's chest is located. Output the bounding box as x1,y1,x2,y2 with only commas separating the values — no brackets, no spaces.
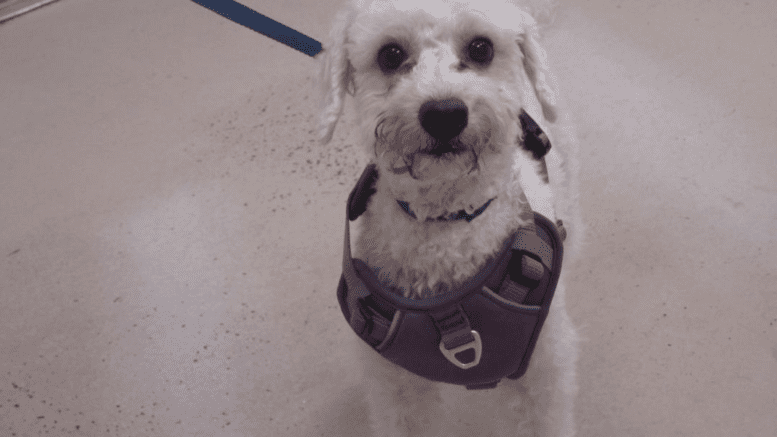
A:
353,191,531,297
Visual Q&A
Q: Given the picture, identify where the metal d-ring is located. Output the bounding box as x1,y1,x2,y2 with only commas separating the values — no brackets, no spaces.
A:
439,330,482,369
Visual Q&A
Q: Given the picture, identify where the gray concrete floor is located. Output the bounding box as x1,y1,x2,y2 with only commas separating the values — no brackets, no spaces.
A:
1,0,775,436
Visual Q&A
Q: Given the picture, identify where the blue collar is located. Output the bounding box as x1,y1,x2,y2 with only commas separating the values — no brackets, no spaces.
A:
396,198,495,222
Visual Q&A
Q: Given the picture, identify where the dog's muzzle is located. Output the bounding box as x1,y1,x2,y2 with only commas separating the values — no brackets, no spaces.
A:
337,164,566,390
377,97,483,179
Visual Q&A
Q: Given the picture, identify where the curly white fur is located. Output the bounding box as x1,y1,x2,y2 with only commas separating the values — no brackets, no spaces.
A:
317,0,582,435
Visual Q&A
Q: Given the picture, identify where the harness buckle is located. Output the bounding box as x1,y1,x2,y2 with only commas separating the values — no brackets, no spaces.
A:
439,330,482,369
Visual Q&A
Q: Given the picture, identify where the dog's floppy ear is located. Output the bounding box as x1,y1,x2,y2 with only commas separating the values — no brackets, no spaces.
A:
517,22,558,123
316,9,355,145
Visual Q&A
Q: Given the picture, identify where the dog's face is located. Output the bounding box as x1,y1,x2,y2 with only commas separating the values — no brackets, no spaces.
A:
319,0,558,219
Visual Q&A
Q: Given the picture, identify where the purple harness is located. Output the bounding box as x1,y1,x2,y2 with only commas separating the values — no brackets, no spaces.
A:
337,164,565,390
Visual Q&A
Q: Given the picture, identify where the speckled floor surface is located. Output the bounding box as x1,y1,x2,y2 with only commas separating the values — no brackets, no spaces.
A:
1,0,775,436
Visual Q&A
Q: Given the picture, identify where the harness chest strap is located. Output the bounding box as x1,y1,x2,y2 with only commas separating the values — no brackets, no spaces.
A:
337,164,565,389
340,210,556,328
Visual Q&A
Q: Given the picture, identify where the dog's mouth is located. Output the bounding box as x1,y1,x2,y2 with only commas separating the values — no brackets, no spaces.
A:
424,143,456,156
388,146,479,180
420,137,467,157
375,108,498,180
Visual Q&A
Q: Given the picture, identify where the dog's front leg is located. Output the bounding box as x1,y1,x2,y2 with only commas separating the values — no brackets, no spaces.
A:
354,339,444,436
522,281,579,437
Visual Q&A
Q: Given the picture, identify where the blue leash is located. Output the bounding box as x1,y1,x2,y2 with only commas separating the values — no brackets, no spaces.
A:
191,0,323,57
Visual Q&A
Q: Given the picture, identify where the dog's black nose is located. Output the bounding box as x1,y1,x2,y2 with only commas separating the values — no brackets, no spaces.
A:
418,98,468,143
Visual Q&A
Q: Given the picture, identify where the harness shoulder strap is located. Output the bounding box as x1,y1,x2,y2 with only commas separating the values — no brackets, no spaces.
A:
338,164,392,346
518,110,551,160
347,163,378,221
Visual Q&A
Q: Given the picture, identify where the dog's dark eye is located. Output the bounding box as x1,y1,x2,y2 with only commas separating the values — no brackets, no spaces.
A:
468,38,494,64
377,44,407,73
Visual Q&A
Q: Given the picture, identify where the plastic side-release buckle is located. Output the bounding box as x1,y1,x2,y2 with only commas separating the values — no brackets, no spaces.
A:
431,305,482,369
356,296,393,347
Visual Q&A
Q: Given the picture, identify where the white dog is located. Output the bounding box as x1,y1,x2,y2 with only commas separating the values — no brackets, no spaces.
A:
318,0,582,435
